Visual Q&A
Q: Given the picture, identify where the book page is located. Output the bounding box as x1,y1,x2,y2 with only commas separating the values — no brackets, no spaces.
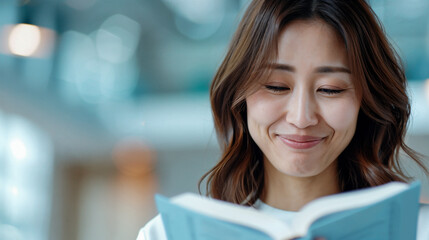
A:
172,193,299,240
290,182,409,236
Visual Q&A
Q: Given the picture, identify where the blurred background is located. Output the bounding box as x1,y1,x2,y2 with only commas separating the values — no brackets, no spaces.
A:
0,0,428,239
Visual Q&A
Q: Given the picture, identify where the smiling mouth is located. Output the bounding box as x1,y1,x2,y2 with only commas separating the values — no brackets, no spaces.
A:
277,135,325,150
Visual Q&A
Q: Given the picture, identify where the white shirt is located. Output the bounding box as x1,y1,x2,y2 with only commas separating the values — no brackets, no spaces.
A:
137,202,429,240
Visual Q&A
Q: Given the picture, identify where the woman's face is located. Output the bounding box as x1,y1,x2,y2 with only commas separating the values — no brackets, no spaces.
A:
246,20,360,178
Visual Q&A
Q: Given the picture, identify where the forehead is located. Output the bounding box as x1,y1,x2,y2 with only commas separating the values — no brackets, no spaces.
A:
244,20,351,97
276,19,348,66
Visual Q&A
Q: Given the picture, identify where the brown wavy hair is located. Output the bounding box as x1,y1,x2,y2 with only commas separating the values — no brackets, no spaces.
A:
199,0,427,205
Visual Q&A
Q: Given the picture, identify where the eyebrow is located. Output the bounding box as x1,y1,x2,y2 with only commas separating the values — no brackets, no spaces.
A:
269,63,351,74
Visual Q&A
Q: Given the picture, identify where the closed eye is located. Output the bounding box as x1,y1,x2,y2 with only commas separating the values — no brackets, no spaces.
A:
318,88,344,95
265,85,290,92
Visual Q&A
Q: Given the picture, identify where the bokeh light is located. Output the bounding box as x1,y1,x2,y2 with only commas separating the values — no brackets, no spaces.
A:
113,138,155,177
95,14,140,63
9,139,27,160
163,0,225,40
0,112,54,240
8,24,41,57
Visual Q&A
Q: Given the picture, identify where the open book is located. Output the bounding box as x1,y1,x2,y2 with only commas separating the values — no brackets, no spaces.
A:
156,181,420,240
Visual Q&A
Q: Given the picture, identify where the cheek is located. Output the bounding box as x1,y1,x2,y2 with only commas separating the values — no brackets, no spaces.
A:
321,99,359,131
246,92,284,128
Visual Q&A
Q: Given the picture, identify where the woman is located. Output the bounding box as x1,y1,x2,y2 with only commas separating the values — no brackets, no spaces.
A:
138,0,429,239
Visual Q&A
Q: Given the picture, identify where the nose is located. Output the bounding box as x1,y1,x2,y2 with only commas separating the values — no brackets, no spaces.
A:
285,88,318,128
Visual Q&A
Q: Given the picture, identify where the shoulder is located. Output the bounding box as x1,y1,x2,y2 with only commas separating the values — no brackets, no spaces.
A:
417,204,429,240
136,214,167,240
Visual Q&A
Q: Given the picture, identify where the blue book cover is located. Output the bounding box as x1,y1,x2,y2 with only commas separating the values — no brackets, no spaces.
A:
156,181,420,240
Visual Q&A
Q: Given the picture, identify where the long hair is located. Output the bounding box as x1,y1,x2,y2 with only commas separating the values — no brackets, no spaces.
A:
199,0,427,205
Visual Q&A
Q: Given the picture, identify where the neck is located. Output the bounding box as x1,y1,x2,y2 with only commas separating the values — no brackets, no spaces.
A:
261,161,340,211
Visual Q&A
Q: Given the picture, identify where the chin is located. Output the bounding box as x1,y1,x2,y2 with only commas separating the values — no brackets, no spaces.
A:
276,160,323,177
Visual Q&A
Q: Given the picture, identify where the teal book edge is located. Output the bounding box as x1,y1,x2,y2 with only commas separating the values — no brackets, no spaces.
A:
156,194,272,240
156,181,421,240
301,181,421,240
